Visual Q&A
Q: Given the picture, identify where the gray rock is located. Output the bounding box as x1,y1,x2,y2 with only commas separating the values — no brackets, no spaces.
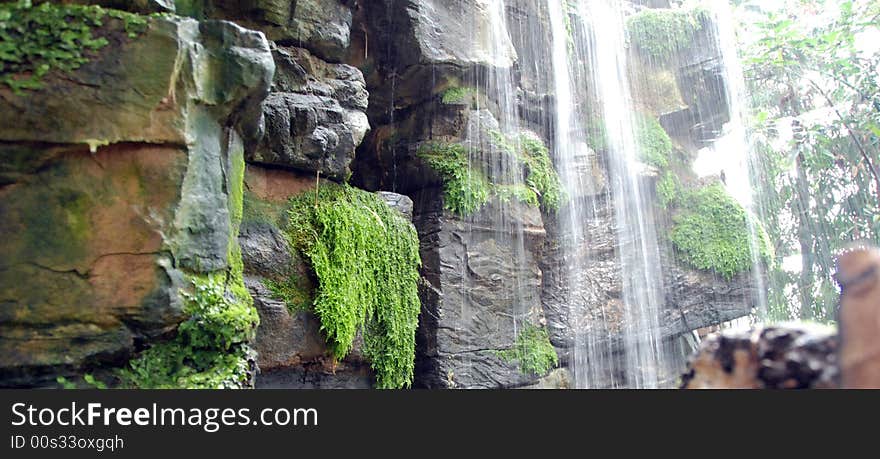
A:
209,0,354,63
252,93,364,180
377,192,414,221
413,191,548,388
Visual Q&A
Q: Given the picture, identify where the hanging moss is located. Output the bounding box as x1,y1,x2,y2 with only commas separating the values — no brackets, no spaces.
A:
0,1,149,94
626,7,710,60
284,184,421,389
419,142,492,215
670,184,773,280
119,274,259,388
636,113,673,169
495,324,558,376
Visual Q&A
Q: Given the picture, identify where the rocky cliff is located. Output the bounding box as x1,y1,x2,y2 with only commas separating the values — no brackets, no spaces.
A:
0,0,765,388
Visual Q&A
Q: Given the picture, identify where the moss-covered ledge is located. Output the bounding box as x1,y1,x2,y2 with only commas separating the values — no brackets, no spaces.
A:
669,183,773,279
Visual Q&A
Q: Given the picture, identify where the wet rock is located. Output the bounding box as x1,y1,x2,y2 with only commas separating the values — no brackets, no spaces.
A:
0,17,274,387
377,192,414,221
681,324,839,389
250,45,369,181
209,0,354,63
413,192,548,388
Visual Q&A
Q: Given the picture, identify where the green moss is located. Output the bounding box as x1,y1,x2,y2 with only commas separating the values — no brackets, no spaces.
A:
284,184,421,389
265,276,314,314
670,184,773,279
120,275,259,388
495,324,558,376
495,184,539,207
0,1,148,94
420,134,566,215
517,133,566,212
419,142,492,215
656,171,679,207
440,86,477,105
626,7,710,60
636,113,673,169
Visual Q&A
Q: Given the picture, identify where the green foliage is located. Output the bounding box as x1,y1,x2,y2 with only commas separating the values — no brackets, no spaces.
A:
495,184,539,207
740,0,880,322
120,275,258,389
636,113,673,169
518,133,567,211
495,324,558,376
670,184,773,280
419,142,492,215
55,374,107,389
0,1,148,93
440,86,477,105
626,6,710,59
656,171,679,207
285,184,421,389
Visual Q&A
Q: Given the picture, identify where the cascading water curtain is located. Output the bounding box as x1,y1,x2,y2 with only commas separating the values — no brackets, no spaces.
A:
705,0,770,317
549,0,668,388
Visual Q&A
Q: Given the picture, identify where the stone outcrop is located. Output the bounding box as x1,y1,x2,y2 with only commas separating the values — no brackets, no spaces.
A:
249,45,369,181
0,16,274,386
681,324,839,389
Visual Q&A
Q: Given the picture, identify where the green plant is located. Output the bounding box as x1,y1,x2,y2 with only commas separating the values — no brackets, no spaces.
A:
670,184,773,279
656,171,679,207
265,276,313,314
419,142,492,215
440,86,477,104
626,7,710,59
518,133,567,211
495,324,558,376
495,184,539,207
119,275,258,389
0,1,148,93
635,113,673,169
285,184,421,389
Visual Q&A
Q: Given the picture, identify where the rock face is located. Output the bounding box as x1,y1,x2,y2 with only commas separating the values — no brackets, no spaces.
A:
681,324,839,389
249,45,369,180
0,16,274,387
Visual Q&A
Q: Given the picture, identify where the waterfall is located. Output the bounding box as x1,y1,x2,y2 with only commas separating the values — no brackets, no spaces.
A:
705,1,770,316
548,0,667,388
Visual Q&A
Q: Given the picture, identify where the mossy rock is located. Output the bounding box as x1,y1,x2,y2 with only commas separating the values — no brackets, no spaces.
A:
670,184,773,279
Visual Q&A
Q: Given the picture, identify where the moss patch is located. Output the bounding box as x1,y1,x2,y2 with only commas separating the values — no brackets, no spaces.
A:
670,184,773,279
120,274,259,388
0,1,148,93
495,324,558,377
418,142,492,215
636,113,673,169
284,184,421,389
626,7,709,59
440,86,477,105
626,7,710,60
420,132,565,215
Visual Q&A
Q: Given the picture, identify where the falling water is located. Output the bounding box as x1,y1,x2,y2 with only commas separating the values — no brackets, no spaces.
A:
548,0,667,388
448,0,537,387
706,1,770,315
